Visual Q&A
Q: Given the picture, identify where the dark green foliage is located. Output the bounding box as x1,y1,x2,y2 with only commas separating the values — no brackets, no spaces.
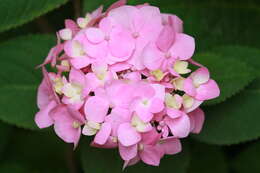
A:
0,35,55,129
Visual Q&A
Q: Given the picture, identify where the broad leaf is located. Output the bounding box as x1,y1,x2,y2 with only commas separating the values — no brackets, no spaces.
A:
81,142,190,173
193,78,260,145
212,46,260,77
0,0,68,32
233,141,260,173
193,53,255,105
187,142,228,173
0,35,56,130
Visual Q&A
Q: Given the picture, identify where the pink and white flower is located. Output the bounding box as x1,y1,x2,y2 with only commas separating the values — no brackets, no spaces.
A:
34,0,220,169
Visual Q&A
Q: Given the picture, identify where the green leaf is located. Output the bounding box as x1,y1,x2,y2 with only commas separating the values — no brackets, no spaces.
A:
187,142,228,173
233,141,260,173
81,142,190,173
211,46,260,77
193,53,255,105
0,35,56,130
0,0,68,33
193,79,260,145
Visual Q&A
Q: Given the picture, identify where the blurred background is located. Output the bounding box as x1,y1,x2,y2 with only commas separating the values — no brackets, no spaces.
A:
0,0,259,172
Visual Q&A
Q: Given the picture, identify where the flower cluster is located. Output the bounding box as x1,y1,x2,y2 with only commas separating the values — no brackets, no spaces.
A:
35,0,220,168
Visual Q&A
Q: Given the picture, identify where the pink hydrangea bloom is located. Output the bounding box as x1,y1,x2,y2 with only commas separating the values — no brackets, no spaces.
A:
35,0,220,169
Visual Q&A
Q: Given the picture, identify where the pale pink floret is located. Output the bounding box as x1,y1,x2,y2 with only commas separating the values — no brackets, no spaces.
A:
162,14,183,33
64,32,92,69
61,68,89,109
130,83,165,122
188,108,205,134
105,80,137,108
158,136,182,156
164,112,191,138
82,96,112,145
142,16,195,71
91,107,132,148
183,67,220,101
85,61,116,92
108,5,163,69
50,105,85,147
35,68,60,128
120,129,162,167
65,19,80,36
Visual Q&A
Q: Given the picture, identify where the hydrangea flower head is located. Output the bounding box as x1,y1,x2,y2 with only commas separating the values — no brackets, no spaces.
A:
35,0,220,168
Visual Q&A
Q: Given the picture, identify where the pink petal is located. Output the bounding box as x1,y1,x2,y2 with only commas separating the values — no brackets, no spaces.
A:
85,28,105,44
84,41,108,59
105,80,136,108
188,108,205,133
37,78,52,109
70,57,91,69
162,14,183,33
165,115,191,138
84,96,109,123
106,0,127,14
106,107,131,136
123,72,141,81
118,123,141,146
142,43,164,70
69,68,86,86
149,98,164,113
109,62,132,72
88,6,103,26
170,33,195,60
85,73,101,91
94,122,112,145
183,78,196,97
160,137,182,155
91,137,118,149
166,108,183,119
39,68,60,105
99,17,114,34
65,19,80,35
109,27,135,59
195,79,220,100
119,143,138,161
123,156,140,170
108,5,138,30
139,145,161,166
142,129,161,145
191,67,210,86
134,103,153,123
156,25,175,52
35,100,56,128
133,82,155,98
151,84,165,101
185,99,203,113
50,106,82,147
